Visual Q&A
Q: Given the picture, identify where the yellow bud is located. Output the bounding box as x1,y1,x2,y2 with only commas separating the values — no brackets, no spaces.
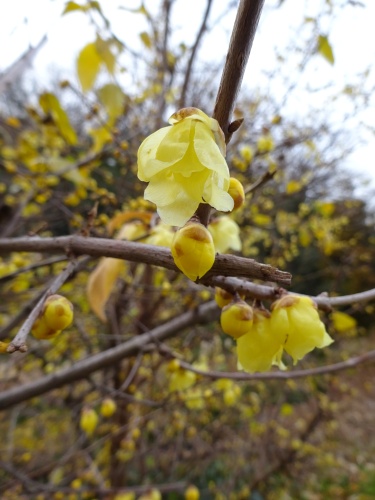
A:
228,177,245,211
185,485,200,500
80,407,98,436
31,315,61,340
214,287,245,308
100,398,117,418
215,287,235,308
44,295,74,331
220,300,253,339
0,341,10,353
171,222,215,281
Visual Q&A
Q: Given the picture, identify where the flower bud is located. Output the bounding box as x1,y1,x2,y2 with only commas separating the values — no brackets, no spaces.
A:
171,222,215,281
31,315,61,340
220,300,253,339
43,295,73,331
228,177,245,211
80,407,98,436
185,485,200,500
100,398,117,418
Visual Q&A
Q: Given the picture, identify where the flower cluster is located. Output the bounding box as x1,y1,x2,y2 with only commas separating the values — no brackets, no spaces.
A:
137,107,245,281
216,291,333,372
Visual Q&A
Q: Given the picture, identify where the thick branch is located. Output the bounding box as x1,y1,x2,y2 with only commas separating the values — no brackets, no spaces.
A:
0,301,219,410
213,0,265,140
0,235,291,285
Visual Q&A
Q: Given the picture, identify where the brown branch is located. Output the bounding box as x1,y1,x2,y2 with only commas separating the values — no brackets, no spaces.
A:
213,0,265,142
7,258,87,352
179,0,214,108
0,235,292,285
245,169,277,195
0,301,219,410
177,348,375,381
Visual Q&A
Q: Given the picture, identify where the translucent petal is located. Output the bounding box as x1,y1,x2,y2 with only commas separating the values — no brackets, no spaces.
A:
137,127,171,180
157,195,200,226
194,122,230,178
144,175,181,207
237,312,281,373
205,181,234,212
156,119,192,162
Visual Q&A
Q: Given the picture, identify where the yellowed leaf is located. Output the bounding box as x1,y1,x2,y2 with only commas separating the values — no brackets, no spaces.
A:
95,38,116,74
89,126,112,152
139,32,152,49
87,257,125,322
39,92,77,145
108,211,153,234
62,1,83,15
317,35,334,65
77,42,101,92
97,83,125,123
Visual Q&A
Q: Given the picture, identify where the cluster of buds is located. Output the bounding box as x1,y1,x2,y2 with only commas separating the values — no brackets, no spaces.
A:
216,289,333,372
31,294,73,340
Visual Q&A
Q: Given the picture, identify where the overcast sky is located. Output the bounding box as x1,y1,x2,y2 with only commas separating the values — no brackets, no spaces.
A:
1,0,374,192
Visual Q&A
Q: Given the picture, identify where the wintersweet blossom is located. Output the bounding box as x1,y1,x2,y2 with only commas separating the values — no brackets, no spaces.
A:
237,309,285,373
208,216,241,253
270,295,333,364
137,107,234,227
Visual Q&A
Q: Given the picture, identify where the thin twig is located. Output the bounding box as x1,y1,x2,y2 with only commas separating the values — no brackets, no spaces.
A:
0,301,219,410
0,256,67,283
177,348,375,381
179,0,214,108
7,258,85,352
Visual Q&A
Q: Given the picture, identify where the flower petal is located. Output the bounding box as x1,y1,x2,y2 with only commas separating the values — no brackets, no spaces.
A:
137,126,171,180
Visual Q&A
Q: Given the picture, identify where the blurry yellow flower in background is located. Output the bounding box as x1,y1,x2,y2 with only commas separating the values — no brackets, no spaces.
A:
137,107,233,227
208,216,241,253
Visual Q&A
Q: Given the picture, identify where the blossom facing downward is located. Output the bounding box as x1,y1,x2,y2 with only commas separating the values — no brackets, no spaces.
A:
237,309,286,373
270,295,333,364
137,107,234,227
221,300,253,339
171,222,215,281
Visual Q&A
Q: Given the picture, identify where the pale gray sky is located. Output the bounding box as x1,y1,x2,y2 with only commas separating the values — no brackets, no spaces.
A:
1,0,374,192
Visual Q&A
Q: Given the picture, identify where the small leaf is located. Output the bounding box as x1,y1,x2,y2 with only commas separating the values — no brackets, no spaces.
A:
97,83,125,124
77,42,102,92
139,32,152,49
95,37,116,74
39,92,77,144
62,1,83,15
317,34,334,65
87,257,125,322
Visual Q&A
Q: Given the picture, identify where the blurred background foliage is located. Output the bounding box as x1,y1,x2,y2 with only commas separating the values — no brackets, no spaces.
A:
0,0,375,498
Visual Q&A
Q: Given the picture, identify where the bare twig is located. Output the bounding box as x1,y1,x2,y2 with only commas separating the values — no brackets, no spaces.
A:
245,169,277,195
0,301,219,410
0,235,292,285
177,348,375,381
0,256,67,283
7,258,85,352
179,0,214,108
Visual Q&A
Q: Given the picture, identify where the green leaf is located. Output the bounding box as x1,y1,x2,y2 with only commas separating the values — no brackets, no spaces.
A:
77,42,102,92
39,92,77,145
97,84,125,124
317,34,334,65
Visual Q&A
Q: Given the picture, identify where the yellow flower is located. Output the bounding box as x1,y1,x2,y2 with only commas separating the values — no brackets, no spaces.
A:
271,295,333,364
137,107,234,227
237,309,285,373
208,216,241,253
220,299,253,339
171,222,215,281
228,177,245,211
